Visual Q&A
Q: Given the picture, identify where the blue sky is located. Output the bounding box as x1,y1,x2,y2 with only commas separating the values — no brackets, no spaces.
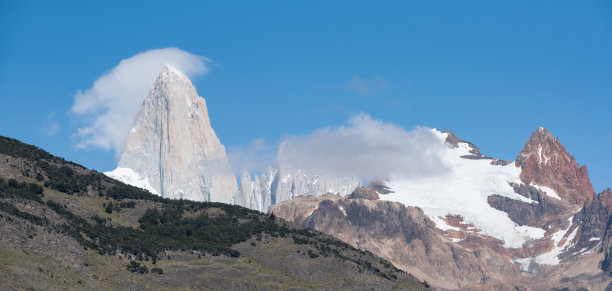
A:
1,1,611,192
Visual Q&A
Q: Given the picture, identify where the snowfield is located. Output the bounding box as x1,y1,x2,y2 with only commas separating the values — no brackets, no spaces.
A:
383,129,546,248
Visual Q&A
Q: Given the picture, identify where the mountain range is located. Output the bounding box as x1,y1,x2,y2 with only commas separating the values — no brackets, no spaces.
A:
106,65,612,289
271,128,612,289
3,65,610,290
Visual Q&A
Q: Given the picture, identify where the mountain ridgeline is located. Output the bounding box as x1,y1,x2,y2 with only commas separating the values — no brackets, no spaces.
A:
0,135,427,290
5,64,611,290
271,128,612,290
105,65,361,212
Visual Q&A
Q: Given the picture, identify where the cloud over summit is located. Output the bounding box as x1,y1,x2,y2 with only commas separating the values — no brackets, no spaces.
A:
71,47,210,155
277,114,449,180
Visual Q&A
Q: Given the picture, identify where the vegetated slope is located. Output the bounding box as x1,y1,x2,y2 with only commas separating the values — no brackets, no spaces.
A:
0,136,427,290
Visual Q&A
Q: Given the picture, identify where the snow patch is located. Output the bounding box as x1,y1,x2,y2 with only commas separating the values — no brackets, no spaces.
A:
538,145,543,165
104,167,159,195
430,216,461,232
534,217,577,265
531,184,562,200
584,242,601,254
513,258,533,273
589,237,601,242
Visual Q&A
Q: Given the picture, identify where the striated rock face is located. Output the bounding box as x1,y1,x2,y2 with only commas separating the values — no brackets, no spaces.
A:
236,165,361,212
563,189,611,263
270,166,361,205
516,127,595,205
234,170,263,211
106,65,238,202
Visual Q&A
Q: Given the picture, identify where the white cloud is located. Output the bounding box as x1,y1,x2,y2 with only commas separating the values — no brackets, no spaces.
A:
71,47,210,155
346,75,391,95
227,138,278,175
277,114,449,180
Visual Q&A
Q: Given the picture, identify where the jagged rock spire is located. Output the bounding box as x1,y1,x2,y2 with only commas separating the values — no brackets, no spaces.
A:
107,65,238,202
516,127,594,205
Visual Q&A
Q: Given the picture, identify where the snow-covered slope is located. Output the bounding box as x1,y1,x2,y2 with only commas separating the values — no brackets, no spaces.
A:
105,167,158,195
383,129,546,248
105,65,238,203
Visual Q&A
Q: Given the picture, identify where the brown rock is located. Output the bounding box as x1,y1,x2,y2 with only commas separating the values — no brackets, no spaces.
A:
347,180,394,200
347,186,380,200
270,196,526,289
444,130,494,160
516,127,595,205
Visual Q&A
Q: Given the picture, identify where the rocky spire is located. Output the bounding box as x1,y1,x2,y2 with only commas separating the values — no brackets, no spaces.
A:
516,127,594,205
107,65,238,203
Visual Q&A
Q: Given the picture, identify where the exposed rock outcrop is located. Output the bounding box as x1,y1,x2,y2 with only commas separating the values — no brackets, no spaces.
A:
347,180,394,200
516,127,595,205
270,195,527,289
488,184,573,228
234,165,361,212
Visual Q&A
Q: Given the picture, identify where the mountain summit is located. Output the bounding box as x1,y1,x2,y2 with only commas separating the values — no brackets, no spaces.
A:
106,65,238,202
516,127,595,205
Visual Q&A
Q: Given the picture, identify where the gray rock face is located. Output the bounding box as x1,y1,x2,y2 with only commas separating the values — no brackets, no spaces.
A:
235,165,361,212
234,170,263,211
270,165,361,205
106,65,238,203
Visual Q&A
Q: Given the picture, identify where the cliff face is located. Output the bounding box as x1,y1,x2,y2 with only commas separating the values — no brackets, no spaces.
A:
106,65,238,203
235,165,362,212
516,127,595,205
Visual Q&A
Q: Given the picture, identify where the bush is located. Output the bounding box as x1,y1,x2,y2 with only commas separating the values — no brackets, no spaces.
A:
127,261,148,274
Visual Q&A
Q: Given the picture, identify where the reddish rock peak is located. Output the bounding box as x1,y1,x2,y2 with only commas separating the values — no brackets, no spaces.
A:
516,127,595,205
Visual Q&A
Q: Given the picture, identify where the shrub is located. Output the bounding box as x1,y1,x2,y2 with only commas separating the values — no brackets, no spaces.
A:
126,261,148,274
